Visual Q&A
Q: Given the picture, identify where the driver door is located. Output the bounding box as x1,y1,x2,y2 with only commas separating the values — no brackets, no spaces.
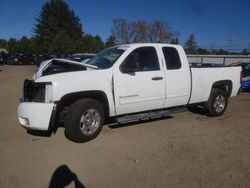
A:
114,46,165,115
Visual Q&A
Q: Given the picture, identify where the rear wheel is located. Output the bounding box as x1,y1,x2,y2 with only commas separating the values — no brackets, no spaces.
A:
65,98,104,143
205,88,228,117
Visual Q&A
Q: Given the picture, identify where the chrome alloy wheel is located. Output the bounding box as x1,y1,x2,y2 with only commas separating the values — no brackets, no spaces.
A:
213,95,226,113
79,109,101,135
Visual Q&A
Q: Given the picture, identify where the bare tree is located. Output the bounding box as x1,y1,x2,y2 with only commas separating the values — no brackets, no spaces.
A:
111,19,177,44
148,20,177,43
111,19,130,44
132,21,149,43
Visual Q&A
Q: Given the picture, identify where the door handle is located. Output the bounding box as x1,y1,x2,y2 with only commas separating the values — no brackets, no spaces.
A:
152,76,163,81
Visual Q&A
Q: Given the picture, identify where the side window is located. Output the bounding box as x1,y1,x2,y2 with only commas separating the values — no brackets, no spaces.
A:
120,47,160,73
162,47,181,70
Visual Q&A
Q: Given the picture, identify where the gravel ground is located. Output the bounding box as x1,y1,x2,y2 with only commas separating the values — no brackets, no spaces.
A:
0,65,250,188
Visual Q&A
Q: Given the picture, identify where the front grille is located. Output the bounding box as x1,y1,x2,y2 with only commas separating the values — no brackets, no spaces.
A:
23,79,46,102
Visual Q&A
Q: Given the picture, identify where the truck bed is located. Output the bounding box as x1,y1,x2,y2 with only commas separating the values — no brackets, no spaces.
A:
189,66,241,104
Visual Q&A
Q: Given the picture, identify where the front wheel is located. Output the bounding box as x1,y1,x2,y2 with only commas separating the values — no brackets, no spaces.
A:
205,88,228,117
65,99,105,143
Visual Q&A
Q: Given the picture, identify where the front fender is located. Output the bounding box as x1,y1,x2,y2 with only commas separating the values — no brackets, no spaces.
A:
36,69,116,116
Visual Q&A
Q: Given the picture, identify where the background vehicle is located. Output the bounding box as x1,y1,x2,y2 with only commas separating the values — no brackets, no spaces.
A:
241,63,250,91
0,52,9,64
66,53,95,63
6,53,35,65
35,54,61,67
18,44,241,142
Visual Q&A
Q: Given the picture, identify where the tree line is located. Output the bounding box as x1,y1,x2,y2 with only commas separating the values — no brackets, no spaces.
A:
184,33,250,55
0,0,107,55
0,0,249,55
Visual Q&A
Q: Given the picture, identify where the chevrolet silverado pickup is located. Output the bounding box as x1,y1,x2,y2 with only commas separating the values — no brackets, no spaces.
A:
18,43,241,142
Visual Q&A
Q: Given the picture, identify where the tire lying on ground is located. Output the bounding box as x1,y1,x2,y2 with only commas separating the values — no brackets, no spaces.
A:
65,98,105,143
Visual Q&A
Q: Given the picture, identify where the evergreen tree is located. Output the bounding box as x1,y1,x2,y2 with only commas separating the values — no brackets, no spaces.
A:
170,37,179,44
50,31,75,55
217,48,229,55
0,39,8,48
241,49,250,55
185,33,198,54
76,34,105,53
105,36,116,47
34,0,83,54
18,36,31,53
7,38,19,53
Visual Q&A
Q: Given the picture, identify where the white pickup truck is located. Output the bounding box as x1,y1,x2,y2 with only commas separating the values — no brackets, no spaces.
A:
18,44,241,142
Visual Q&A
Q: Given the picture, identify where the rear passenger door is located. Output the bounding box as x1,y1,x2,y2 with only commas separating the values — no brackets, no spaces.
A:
161,46,191,107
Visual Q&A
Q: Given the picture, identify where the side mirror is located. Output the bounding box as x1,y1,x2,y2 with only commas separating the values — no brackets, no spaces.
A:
120,60,140,74
120,65,131,73
121,65,139,75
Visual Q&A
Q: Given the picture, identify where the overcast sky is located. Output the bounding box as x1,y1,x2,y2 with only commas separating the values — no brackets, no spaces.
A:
0,0,250,49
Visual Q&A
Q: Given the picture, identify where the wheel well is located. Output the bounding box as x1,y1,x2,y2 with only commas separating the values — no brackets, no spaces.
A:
212,80,232,97
55,91,109,124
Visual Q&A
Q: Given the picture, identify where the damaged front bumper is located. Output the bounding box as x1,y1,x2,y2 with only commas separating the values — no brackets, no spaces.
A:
18,102,56,130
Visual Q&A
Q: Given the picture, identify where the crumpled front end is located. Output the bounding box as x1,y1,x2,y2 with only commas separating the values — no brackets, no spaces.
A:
17,79,55,130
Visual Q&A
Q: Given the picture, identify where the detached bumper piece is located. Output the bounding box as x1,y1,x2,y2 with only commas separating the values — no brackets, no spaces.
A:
18,102,55,130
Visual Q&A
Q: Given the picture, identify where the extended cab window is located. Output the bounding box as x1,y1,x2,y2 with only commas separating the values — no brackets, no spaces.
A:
120,47,160,73
162,47,181,70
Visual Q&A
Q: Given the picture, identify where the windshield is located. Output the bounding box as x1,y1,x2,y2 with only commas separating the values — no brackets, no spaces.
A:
87,47,125,69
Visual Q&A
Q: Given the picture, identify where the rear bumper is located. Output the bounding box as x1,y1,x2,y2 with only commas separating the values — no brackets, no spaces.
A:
18,102,55,131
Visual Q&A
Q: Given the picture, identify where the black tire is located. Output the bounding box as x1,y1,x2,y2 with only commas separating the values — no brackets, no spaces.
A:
205,88,228,117
65,98,105,143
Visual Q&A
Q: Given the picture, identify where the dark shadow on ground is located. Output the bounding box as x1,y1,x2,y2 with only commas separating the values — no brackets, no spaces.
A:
187,106,208,116
108,115,174,129
26,129,53,137
49,165,85,188
241,90,250,93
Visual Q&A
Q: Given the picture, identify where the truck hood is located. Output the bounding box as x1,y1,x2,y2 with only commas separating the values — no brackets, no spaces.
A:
33,58,98,80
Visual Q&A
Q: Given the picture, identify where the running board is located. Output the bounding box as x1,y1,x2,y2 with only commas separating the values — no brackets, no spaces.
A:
115,107,187,124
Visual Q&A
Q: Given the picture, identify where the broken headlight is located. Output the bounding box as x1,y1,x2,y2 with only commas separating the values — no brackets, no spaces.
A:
23,79,53,103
